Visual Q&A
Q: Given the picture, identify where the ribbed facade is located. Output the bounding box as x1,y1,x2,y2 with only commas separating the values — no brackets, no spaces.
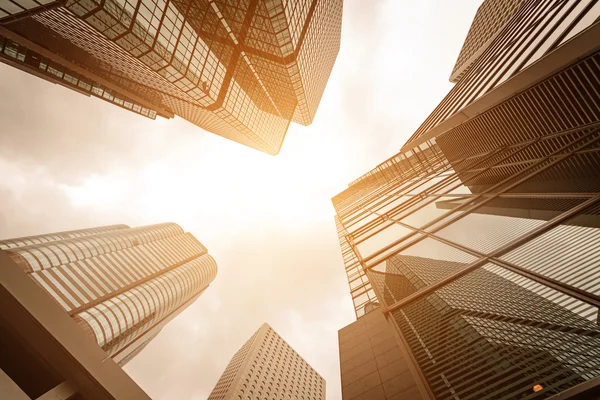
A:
208,323,325,400
0,222,217,364
0,0,342,155
334,1,600,398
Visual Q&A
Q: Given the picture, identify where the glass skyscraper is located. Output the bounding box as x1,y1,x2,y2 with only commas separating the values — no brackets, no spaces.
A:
334,0,600,398
208,323,325,400
0,222,217,366
0,0,343,154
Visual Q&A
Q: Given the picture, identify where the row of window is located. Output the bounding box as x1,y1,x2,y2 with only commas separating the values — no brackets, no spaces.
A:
28,231,206,312
0,223,128,250
7,222,186,272
209,324,324,399
77,253,217,354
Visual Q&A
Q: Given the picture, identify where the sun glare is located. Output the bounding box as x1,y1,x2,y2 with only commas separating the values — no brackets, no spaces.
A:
60,126,346,233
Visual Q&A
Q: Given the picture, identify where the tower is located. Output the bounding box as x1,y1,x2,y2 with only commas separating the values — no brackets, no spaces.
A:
208,323,325,400
0,222,217,366
0,0,343,154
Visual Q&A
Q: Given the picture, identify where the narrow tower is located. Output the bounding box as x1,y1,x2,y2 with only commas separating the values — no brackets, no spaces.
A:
208,323,325,400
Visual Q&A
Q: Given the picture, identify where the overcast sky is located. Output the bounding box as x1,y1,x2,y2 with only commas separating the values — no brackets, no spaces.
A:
0,1,482,398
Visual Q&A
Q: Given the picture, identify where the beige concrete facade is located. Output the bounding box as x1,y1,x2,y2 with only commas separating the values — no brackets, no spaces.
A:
338,308,428,400
209,323,325,400
0,251,150,399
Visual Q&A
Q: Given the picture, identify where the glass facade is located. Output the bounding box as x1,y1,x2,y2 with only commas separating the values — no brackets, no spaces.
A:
0,222,218,364
0,0,342,154
0,0,61,22
376,256,600,400
407,0,600,147
449,0,526,82
0,36,161,118
208,323,325,400
334,1,600,398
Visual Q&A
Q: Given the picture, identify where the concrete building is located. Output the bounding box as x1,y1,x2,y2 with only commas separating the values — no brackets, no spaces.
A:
0,222,218,366
208,323,325,400
0,0,343,154
338,306,425,400
334,0,600,398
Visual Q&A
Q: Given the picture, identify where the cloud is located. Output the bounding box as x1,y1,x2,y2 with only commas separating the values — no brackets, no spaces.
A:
0,157,96,236
0,66,146,183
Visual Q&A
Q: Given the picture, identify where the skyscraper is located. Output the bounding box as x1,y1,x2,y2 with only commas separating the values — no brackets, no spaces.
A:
449,0,526,82
1,249,152,399
0,222,218,366
0,0,343,154
208,323,325,400
334,0,600,398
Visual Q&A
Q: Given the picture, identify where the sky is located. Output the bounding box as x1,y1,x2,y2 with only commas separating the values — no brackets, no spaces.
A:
0,1,483,399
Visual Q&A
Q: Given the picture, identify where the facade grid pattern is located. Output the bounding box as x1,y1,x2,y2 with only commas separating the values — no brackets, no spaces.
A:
406,0,600,148
449,0,526,82
333,2,600,399
208,323,325,400
0,0,342,154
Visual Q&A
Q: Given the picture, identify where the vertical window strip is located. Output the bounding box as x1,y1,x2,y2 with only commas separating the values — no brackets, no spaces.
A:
120,291,143,327
150,277,171,318
143,241,165,266
92,254,127,290
46,243,70,265
77,259,111,296
138,284,159,316
142,243,167,272
84,237,104,256
36,247,59,266
139,245,162,271
159,237,179,265
106,251,139,283
167,267,186,305
132,245,159,274
31,273,71,310
107,297,135,337
62,262,99,301
123,247,148,277
80,310,108,347
129,287,152,320
156,237,175,265
40,269,78,311
87,257,120,291
564,70,596,121
12,249,43,272
54,266,90,304
96,303,121,346
88,306,114,347
149,241,173,269
56,242,78,263
63,240,85,260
